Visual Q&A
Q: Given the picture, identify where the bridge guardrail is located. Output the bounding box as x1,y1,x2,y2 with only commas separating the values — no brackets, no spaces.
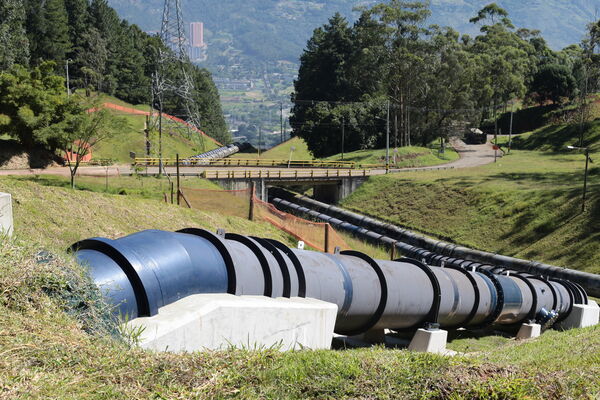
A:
133,157,360,169
202,169,375,179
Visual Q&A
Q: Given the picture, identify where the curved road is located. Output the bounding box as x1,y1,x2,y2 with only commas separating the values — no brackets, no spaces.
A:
0,139,497,178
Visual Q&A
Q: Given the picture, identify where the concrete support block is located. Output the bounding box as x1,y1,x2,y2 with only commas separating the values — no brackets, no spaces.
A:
558,303,600,330
516,323,541,340
126,294,338,353
408,328,448,354
0,193,13,237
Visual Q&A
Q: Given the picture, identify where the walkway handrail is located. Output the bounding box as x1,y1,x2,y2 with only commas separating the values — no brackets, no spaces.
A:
134,157,360,169
202,169,374,179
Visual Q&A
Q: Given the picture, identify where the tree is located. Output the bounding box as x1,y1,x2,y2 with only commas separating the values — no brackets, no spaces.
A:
0,62,71,149
529,64,576,104
51,98,123,188
290,13,361,157
469,3,513,28
0,0,29,70
38,0,72,65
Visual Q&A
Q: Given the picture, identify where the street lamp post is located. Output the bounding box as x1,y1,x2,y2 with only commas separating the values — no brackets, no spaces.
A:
65,59,72,96
386,100,390,173
567,145,592,212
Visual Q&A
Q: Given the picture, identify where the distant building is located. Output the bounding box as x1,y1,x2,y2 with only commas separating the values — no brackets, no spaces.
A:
190,22,204,47
189,22,207,61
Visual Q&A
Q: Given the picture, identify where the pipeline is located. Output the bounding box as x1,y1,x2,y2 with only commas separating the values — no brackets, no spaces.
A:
270,191,600,297
71,228,586,335
184,142,249,163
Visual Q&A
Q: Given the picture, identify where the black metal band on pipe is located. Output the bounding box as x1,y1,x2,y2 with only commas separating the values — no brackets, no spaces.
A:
251,237,293,298
264,239,307,298
441,265,481,329
271,193,600,297
397,257,441,326
225,233,274,297
340,250,388,335
177,228,237,295
511,273,539,321
72,238,150,317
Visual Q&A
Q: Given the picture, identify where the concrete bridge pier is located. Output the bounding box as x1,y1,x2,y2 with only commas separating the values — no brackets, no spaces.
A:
313,177,367,204
210,176,367,204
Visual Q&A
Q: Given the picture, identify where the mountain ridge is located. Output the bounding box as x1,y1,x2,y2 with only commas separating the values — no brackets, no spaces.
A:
108,0,596,65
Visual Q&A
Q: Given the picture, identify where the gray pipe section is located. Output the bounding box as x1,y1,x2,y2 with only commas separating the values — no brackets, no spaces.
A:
270,192,600,297
72,228,582,336
184,143,243,163
270,198,583,323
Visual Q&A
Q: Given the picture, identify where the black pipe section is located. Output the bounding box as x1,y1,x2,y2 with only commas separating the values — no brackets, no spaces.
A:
72,228,584,336
270,191,600,298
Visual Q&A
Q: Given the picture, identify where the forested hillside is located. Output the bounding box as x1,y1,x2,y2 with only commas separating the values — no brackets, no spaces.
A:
0,0,228,144
291,2,600,157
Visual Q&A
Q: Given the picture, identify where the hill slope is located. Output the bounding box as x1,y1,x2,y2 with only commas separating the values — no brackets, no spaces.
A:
92,96,220,163
340,121,600,274
110,0,593,68
0,175,599,398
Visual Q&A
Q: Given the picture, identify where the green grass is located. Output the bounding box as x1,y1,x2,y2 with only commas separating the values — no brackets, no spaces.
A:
231,137,314,160
8,174,221,200
1,175,599,398
341,146,600,274
89,94,219,163
325,144,459,168
230,137,459,169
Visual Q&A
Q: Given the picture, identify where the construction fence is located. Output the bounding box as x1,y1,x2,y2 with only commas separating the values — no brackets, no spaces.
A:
178,186,349,253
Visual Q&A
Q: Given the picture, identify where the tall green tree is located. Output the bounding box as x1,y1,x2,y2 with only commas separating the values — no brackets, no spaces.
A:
0,62,75,149
64,0,91,88
0,0,30,70
38,0,72,65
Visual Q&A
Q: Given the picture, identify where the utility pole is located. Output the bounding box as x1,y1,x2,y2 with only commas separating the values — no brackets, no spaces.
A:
65,59,71,96
258,126,262,158
583,147,590,212
508,105,514,154
158,105,163,177
386,100,390,173
341,116,345,161
280,102,284,144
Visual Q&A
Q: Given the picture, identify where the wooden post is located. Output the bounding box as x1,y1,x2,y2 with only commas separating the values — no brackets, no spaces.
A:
176,153,180,205
390,243,396,260
249,181,255,221
324,224,330,253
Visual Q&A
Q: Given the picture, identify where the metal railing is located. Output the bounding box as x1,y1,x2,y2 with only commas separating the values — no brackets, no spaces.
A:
202,169,375,180
133,157,361,169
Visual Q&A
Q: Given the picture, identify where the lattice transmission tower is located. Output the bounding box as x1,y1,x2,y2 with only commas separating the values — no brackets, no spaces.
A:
152,0,205,169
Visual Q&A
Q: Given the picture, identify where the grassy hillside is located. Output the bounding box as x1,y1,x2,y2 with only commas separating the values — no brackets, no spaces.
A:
341,123,600,274
0,175,599,398
325,144,459,168
231,137,459,169
91,94,219,163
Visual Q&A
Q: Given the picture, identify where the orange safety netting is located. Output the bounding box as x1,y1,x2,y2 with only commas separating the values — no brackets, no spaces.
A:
179,186,349,253
180,187,250,219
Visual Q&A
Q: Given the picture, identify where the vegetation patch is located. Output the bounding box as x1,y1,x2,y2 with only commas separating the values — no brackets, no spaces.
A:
341,148,600,274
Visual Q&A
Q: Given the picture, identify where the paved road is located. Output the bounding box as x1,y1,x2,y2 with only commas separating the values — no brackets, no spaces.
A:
0,139,497,178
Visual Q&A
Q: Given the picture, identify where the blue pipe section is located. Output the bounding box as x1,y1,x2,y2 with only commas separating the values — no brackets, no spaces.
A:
72,230,230,318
